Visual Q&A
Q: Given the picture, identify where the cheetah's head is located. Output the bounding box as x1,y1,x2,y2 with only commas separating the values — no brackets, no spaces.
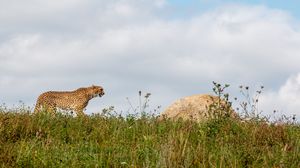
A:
89,85,105,98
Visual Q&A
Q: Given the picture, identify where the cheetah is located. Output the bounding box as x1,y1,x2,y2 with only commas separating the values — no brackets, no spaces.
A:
34,85,105,116
158,94,238,122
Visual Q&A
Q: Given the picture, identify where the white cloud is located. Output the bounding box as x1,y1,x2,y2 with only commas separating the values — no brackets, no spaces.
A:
0,2,300,119
260,73,300,120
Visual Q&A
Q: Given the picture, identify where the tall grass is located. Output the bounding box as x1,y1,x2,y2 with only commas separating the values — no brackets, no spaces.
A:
0,108,299,167
0,84,299,167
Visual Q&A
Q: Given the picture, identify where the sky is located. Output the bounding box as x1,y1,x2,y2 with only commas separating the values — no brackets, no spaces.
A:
1,0,300,120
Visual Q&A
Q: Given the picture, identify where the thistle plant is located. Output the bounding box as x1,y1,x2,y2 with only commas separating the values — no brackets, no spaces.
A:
208,81,234,119
126,91,154,118
235,85,264,120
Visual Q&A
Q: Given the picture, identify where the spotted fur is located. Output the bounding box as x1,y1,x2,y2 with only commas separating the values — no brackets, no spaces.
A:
34,85,104,116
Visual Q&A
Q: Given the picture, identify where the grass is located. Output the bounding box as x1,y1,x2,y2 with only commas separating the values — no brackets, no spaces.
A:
0,108,299,167
1,84,299,167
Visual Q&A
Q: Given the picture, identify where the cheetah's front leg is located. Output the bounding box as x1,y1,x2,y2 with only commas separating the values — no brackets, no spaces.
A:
75,107,86,117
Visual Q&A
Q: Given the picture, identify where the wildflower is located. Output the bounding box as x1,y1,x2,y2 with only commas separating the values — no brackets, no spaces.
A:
224,93,229,98
145,93,151,98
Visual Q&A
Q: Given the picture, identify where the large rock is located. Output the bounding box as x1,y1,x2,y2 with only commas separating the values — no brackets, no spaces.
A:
158,94,238,122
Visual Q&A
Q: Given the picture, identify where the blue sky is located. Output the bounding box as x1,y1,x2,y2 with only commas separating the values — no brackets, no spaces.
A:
168,0,300,18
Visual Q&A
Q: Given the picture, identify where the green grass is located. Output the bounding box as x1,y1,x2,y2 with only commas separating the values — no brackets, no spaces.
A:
0,108,299,168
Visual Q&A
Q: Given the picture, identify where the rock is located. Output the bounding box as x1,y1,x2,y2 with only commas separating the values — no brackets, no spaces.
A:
158,94,238,122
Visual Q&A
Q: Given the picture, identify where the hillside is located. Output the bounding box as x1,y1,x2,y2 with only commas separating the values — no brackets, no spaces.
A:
0,108,299,167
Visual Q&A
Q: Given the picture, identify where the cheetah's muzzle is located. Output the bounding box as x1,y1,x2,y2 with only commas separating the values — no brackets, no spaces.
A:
99,92,105,97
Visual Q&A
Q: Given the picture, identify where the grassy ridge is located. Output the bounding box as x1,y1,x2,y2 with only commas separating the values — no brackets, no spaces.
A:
0,109,299,167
